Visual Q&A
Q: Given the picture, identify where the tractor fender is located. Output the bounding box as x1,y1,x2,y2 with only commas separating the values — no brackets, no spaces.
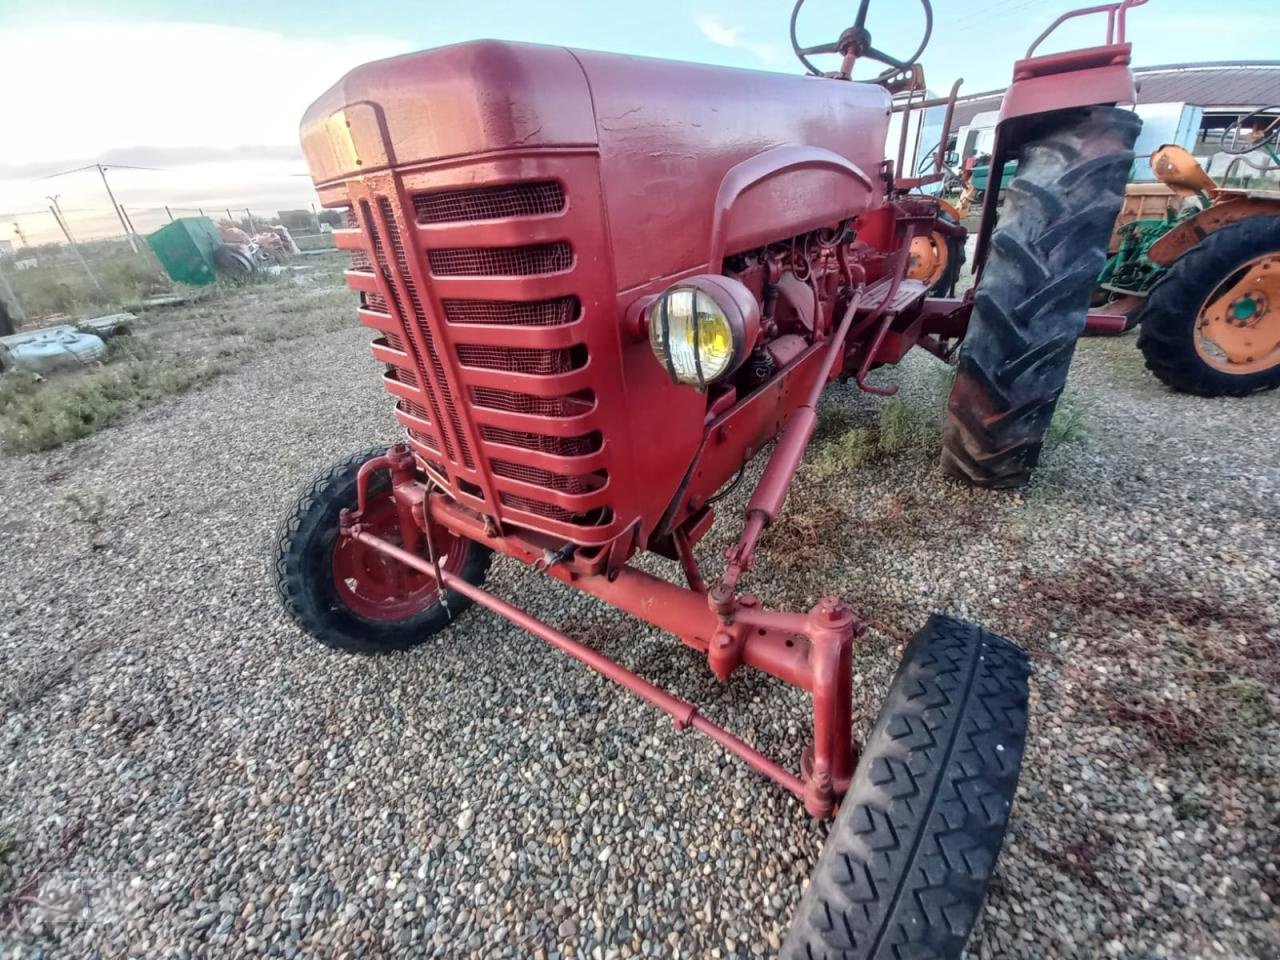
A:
1146,195,1280,265
708,145,876,269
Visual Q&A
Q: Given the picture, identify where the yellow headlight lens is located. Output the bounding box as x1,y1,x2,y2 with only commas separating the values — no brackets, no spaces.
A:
647,286,737,386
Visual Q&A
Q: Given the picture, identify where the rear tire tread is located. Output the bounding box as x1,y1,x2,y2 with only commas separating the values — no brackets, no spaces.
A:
942,107,1140,488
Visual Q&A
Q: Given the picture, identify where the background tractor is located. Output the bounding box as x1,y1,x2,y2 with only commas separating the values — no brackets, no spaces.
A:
1101,110,1280,396
276,1,1148,956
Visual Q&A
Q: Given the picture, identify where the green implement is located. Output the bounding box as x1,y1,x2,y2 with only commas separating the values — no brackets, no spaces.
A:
146,217,223,286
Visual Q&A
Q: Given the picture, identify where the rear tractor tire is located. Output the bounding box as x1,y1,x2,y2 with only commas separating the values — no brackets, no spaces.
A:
274,447,492,654
784,615,1031,960
942,106,1141,487
1136,215,1280,396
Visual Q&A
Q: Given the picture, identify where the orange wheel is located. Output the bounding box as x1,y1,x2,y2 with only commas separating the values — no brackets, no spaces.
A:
1193,253,1280,375
907,207,966,297
1138,215,1280,396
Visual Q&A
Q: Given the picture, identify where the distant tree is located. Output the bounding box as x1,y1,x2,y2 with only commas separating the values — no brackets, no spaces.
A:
278,209,318,233
316,209,345,229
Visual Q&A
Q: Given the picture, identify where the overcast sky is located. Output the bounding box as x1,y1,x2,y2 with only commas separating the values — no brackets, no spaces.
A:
1,0,1273,244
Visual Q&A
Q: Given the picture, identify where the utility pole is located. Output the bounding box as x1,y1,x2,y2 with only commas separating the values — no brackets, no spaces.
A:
165,205,175,222
244,208,257,233
48,203,104,294
46,194,70,235
12,223,28,249
96,163,139,253
120,205,140,239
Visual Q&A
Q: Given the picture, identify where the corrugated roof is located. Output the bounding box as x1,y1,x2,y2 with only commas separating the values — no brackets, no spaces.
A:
945,61,1280,128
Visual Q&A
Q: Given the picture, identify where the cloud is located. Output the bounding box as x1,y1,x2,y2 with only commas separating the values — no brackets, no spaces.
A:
696,14,782,65
0,21,410,167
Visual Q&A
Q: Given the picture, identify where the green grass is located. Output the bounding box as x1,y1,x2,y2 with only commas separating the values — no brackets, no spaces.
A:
878,396,938,455
0,361,223,452
811,426,876,476
0,280,356,454
1047,389,1091,446
7,253,172,318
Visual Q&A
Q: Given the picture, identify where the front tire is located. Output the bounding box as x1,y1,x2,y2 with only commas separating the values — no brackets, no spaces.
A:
942,106,1141,487
784,615,1031,960
274,447,492,654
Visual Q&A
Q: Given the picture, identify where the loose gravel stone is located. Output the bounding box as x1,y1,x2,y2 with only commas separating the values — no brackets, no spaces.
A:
0,281,1275,959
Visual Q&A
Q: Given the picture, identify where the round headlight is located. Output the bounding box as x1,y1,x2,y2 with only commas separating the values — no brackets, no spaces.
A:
646,276,760,388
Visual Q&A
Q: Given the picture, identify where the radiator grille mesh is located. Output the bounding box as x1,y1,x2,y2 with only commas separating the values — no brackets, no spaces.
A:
345,209,371,271
456,345,585,375
414,182,565,224
470,388,594,418
443,296,579,327
492,460,605,495
427,243,572,277
480,426,601,457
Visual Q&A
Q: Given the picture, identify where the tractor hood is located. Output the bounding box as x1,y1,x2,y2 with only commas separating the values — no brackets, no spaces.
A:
301,41,599,185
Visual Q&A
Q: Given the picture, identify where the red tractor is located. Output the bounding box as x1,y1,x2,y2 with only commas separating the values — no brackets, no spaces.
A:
277,2,1145,954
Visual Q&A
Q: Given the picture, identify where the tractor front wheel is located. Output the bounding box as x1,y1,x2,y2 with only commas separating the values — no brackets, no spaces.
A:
274,447,492,654
784,615,1030,960
942,106,1141,487
1136,215,1280,396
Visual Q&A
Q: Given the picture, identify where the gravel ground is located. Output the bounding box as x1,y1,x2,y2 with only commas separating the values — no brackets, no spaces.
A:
1,285,1276,959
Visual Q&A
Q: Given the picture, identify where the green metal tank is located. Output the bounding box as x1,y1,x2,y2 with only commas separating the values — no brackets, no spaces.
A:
146,217,222,285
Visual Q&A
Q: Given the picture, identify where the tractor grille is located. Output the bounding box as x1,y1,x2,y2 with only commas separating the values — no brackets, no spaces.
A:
341,176,613,536
414,181,565,223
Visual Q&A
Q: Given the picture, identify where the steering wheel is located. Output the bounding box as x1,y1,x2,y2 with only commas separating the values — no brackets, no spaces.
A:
790,0,933,83
1219,107,1280,156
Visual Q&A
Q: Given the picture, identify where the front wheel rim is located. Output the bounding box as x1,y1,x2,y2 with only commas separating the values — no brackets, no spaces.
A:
329,491,465,622
1194,252,1280,375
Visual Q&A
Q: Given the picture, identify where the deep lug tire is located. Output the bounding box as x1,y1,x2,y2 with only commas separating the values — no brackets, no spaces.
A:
274,447,492,654
942,106,1141,488
1135,216,1280,396
784,615,1031,960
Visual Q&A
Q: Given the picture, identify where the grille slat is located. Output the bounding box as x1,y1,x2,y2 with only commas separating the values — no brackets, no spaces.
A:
492,460,606,496
345,209,372,272
500,493,612,528
443,296,579,327
428,243,573,277
376,198,475,470
414,182,565,224
471,387,594,418
481,425,601,458
456,344,585,375
363,200,456,464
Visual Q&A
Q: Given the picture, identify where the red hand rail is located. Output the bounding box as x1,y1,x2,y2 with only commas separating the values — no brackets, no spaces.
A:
1026,0,1148,58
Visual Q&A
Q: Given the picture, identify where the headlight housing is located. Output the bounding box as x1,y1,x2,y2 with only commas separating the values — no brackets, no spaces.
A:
645,275,760,388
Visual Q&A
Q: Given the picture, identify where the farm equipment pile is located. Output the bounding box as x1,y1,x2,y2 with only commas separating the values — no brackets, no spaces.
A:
275,1,1148,955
